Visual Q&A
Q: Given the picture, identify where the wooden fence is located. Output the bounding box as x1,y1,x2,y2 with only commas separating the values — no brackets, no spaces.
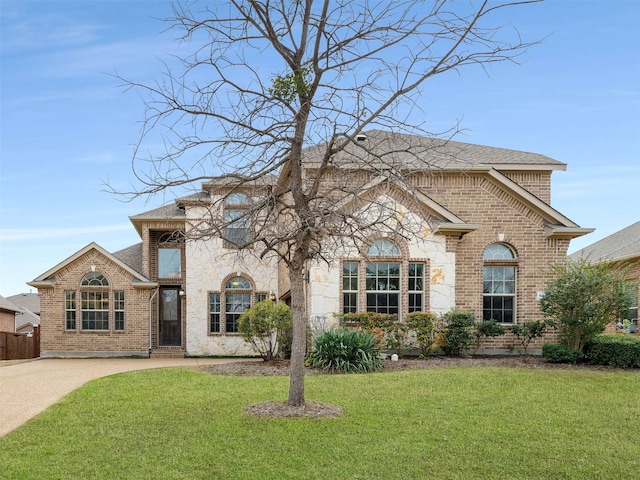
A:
0,326,40,360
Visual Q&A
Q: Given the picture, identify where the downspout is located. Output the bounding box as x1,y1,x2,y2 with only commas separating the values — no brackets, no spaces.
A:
148,288,158,357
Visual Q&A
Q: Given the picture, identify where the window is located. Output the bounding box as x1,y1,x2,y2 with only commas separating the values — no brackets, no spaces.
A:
340,239,426,318
66,273,125,332
81,291,109,330
209,276,262,334
483,243,516,323
342,262,359,313
408,263,424,313
114,291,125,331
65,291,76,330
158,232,182,279
224,193,251,248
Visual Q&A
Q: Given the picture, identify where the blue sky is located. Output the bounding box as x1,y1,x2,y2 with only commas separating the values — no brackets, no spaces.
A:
1,0,639,296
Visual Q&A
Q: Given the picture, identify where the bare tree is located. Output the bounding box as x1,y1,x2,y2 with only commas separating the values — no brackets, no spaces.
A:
117,0,541,407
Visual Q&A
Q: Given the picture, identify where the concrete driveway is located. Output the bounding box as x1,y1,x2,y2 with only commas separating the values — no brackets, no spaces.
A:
0,357,246,437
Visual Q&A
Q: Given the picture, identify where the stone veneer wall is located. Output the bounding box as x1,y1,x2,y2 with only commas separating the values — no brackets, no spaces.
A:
38,249,152,357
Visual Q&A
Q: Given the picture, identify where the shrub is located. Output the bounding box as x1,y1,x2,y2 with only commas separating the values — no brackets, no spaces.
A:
338,312,396,330
339,312,406,354
540,258,636,351
405,312,440,357
584,334,640,368
306,328,382,373
441,310,475,357
238,301,292,361
510,320,549,355
542,343,584,364
473,320,506,352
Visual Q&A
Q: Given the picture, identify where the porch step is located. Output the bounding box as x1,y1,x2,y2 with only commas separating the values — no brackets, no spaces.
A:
150,348,186,358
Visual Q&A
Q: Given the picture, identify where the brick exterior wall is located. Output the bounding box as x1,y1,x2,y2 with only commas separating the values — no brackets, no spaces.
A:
38,248,153,357
420,172,569,352
0,310,16,332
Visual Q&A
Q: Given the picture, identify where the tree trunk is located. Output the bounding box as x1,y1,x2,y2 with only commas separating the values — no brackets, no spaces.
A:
287,264,307,406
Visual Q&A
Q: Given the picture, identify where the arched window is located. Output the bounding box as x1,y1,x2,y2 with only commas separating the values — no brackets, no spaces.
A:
224,193,251,248
209,275,266,334
341,238,426,317
368,239,401,256
81,273,109,286
483,243,517,323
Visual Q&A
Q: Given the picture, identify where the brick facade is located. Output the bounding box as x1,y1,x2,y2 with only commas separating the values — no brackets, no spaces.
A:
30,131,592,357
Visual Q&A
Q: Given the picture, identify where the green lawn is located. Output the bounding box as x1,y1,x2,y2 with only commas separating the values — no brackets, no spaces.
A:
1,366,638,479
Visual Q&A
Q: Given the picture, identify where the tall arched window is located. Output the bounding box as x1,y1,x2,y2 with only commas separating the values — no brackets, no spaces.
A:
80,273,110,330
483,243,517,323
224,193,251,248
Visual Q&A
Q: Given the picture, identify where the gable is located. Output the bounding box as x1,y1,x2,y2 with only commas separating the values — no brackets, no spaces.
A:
28,242,155,290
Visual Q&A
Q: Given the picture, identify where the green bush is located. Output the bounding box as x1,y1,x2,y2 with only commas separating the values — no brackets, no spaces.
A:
238,301,292,361
306,328,382,373
338,312,395,330
510,320,549,354
406,312,440,357
584,334,640,368
441,310,475,357
338,312,406,354
540,258,636,350
542,343,584,364
473,320,506,352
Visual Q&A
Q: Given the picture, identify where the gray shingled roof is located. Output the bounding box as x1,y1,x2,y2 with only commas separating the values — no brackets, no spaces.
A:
112,243,144,275
302,129,565,170
129,203,186,221
6,293,40,315
569,221,640,262
0,295,22,314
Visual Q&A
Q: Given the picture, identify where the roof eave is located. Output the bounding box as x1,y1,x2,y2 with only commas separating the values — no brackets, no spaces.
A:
433,223,480,237
27,281,55,289
545,226,595,239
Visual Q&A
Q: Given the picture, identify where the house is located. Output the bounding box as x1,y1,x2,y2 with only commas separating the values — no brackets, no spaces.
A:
0,295,22,333
569,221,640,329
6,293,40,334
28,130,594,357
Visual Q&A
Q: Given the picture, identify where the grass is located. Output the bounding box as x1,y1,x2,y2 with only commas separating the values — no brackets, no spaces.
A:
1,366,638,479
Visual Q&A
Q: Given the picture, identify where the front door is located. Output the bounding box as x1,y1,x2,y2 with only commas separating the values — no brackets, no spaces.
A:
159,287,181,346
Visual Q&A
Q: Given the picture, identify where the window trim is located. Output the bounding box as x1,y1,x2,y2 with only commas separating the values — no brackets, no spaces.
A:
482,243,518,324
65,272,126,333
223,193,251,249
340,238,428,319
208,274,265,335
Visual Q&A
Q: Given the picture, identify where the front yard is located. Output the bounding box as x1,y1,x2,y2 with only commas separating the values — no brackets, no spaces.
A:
1,364,638,479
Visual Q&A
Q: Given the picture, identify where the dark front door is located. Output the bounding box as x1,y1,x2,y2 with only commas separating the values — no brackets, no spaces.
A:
159,287,181,346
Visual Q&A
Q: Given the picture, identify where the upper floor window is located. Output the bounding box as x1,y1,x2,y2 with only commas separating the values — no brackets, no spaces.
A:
209,275,265,334
483,243,517,323
224,193,251,248
158,232,182,279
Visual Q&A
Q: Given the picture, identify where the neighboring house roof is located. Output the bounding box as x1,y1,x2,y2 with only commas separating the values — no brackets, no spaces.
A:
6,293,40,315
6,293,41,331
569,221,640,263
28,242,156,289
0,295,21,314
302,129,567,171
